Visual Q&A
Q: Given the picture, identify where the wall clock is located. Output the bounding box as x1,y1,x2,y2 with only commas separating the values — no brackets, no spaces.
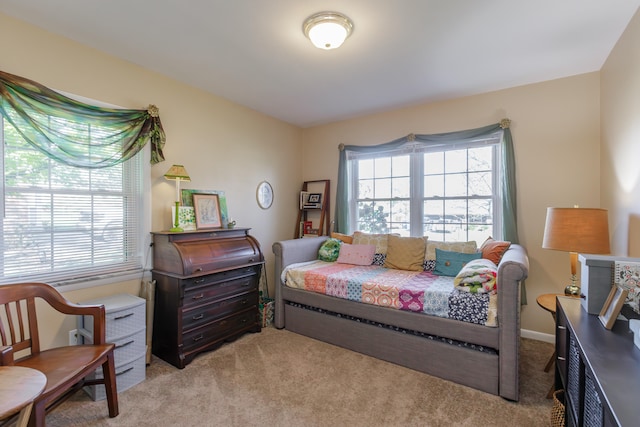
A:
256,181,273,209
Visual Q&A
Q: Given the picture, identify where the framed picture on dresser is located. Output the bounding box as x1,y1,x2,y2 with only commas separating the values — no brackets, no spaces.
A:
193,193,223,229
599,285,628,329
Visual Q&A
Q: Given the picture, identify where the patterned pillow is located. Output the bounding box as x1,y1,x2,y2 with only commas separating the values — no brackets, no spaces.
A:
352,231,397,255
433,248,482,277
480,237,511,265
318,238,342,262
336,244,377,266
425,240,478,261
384,235,427,271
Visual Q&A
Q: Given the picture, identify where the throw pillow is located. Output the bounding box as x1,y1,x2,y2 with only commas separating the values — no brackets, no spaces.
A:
330,232,353,244
433,248,482,277
318,238,342,262
425,240,478,261
336,244,376,266
480,237,511,265
352,231,395,255
384,235,427,271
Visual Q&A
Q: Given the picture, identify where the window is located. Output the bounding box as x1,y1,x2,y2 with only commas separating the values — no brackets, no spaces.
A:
0,102,148,286
348,134,503,242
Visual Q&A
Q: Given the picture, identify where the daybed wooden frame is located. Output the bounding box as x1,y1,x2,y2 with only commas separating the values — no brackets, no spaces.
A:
273,237,529,401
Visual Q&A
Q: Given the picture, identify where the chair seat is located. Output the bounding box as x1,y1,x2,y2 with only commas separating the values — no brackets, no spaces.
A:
16,344,115,400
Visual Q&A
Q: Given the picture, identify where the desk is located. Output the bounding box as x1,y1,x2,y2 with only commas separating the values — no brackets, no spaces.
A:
0,366,47,427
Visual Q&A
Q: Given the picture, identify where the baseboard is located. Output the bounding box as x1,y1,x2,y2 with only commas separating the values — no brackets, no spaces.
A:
521,328,555,344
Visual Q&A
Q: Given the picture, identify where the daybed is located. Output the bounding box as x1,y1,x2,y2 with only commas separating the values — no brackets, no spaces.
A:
273,235,529,401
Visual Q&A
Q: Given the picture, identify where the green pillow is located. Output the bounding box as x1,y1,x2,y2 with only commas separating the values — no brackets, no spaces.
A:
318,238,342,262
433,248,482,276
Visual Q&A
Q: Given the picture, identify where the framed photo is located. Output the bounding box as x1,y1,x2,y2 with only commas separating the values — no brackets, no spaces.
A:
193,193,223,229
256,181,273,209
308,193,321,204
181,189,229,226
599,285,629,329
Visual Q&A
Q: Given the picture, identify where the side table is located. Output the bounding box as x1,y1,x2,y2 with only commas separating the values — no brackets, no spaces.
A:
0,366,47,427
536,292,579,399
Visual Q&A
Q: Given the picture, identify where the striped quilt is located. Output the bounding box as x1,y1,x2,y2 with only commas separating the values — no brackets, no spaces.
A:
283,260,497,327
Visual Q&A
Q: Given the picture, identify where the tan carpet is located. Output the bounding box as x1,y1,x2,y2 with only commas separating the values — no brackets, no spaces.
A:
45,327,554,427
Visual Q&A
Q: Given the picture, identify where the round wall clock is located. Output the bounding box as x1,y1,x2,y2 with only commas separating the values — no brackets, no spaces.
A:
256,181,273,209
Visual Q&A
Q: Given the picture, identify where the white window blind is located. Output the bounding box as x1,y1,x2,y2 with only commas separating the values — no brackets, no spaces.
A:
0,105,146,286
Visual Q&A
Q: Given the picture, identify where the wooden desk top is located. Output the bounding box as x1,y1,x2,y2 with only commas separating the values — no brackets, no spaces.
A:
537,293,579,314
0,366,47,420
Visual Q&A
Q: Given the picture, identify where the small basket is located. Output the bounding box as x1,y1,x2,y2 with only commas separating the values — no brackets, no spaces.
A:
551,389,565,427
259,295,274,328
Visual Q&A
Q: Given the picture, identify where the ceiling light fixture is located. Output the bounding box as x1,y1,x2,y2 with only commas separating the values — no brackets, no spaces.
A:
303,11,353,50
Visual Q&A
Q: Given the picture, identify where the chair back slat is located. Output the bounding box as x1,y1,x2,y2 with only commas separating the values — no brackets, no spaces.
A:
0,289,38,359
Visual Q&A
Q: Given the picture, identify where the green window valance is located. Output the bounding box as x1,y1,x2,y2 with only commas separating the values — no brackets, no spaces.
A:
0,70,165,168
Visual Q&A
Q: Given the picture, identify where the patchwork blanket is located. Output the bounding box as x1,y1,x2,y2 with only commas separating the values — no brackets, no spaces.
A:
283,260,497,327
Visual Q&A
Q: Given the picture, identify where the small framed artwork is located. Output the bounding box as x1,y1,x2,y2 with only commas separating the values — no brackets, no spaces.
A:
193,193,223,229
599,285,629,329
256,181,274,209
308,193,321,204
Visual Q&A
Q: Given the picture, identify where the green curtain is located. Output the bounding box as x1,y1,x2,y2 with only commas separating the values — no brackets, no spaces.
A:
335,119,525,303
0,70,165,168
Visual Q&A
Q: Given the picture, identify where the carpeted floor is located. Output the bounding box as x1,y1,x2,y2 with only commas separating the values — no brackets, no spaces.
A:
44,327,554,427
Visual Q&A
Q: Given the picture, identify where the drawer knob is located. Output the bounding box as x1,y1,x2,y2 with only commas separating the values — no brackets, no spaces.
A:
557,356,566,361
558,326,566,330
193,313,204,320
193,334,204,342
194,267,203,273
116,340,134,349
116,366,134,376
192,293,204,300
194,278,205,284
114,313,134,321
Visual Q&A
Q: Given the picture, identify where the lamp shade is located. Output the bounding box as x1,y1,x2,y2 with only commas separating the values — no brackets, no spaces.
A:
542,207,610,254
163,164,191,182
303,12,353,50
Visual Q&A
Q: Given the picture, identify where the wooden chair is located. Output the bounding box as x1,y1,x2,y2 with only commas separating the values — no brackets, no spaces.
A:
0,282,119,426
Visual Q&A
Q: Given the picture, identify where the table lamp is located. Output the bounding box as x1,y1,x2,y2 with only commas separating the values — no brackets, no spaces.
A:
542,206,610,295
164,164,191,232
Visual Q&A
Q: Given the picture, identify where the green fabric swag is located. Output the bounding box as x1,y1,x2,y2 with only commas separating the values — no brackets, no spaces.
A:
0,70,165,168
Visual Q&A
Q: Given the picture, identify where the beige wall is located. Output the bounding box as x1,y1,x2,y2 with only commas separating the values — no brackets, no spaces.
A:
302,73,602,335
1,13,302,347
601,8,640,257
3,9,637,342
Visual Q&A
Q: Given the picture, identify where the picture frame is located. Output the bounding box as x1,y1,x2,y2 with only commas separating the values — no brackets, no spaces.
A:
308,193,321,204
256,181,273,209
181,189,229,226
192,193,223,229
599,285,629,329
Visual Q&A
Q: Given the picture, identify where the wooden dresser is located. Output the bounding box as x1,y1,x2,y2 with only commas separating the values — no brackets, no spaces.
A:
151,228,264,368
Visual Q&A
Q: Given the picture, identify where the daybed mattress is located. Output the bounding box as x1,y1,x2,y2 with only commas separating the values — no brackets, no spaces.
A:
282,260,498,327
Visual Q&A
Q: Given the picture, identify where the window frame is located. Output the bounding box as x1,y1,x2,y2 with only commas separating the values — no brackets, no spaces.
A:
346,137,504,241
0,97,151,290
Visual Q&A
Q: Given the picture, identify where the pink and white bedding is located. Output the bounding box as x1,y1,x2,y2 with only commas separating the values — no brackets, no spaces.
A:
282,260,498,327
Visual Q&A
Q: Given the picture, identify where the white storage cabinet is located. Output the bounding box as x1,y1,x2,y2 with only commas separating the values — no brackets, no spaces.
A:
78,293,146,401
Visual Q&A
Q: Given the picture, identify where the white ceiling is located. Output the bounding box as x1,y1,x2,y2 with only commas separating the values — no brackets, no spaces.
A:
2,1,639,128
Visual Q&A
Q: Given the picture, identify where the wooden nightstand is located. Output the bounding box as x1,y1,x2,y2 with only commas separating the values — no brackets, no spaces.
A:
536,292,579,398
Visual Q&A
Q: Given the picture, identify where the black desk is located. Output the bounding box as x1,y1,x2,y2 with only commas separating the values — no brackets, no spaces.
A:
556,296,640,426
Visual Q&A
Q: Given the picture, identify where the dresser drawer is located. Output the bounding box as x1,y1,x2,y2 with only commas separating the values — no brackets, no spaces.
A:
182,291,259,332
183,265,260,289
79,294,145,341
182,309,258,353
80,328,146,367
183,274,258,309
